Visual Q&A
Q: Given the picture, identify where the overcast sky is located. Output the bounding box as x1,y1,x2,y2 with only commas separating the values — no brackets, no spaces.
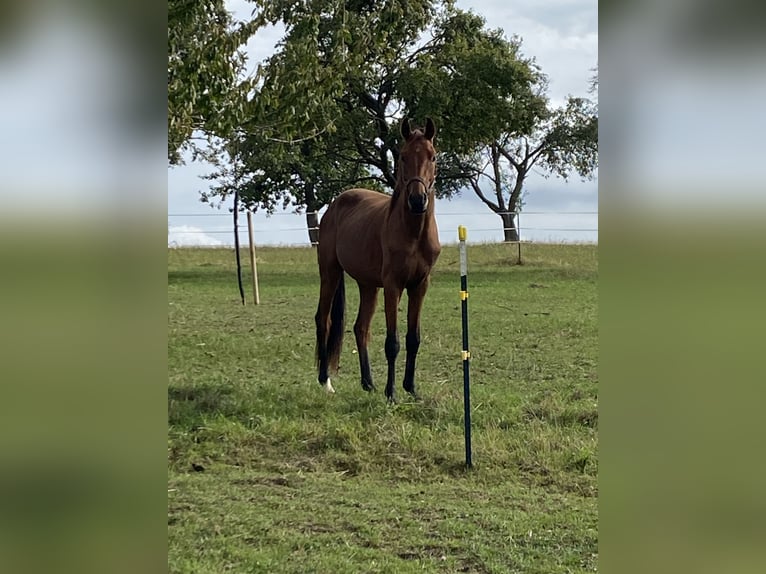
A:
167,0,598,247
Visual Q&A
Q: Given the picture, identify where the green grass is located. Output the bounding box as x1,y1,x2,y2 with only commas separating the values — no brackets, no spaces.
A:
168,242,598,573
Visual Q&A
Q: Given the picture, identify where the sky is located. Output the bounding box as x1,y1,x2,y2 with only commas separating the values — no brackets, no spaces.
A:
167,0,598,247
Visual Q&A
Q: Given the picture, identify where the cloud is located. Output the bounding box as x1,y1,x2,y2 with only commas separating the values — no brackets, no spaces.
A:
168,226,224,248
457,0,597,102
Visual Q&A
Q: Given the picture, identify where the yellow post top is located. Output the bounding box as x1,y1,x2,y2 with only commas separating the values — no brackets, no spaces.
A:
458,225,467,241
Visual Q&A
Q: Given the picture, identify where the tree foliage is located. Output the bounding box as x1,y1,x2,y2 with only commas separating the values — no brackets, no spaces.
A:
167,0,253,164
168,0,349,165
178,1,598,242
208,1,549,221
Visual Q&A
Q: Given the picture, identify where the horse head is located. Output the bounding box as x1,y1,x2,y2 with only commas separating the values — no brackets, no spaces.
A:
397,117,437,215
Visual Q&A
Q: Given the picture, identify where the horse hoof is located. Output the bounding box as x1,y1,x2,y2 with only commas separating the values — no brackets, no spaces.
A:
362,384,376,392
386,395,397,405
322,379,335,394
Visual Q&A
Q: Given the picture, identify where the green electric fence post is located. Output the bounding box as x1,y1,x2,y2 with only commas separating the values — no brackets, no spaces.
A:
458,226,472,468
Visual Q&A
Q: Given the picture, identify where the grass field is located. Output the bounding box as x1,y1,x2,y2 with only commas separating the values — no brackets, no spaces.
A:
168,242,598,573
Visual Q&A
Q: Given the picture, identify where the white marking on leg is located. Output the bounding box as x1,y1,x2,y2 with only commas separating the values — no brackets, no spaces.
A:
322,379,335,394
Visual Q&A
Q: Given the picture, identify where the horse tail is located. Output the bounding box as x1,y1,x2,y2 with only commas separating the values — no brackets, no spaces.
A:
325,273,345,373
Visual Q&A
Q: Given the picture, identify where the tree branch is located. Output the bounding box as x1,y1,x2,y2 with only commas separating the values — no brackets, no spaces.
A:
526,139,548,167
261,127,329,144
353,136,381,167
497,143,521,169
403,30,445,66
490,144,506,212
469,178,500,213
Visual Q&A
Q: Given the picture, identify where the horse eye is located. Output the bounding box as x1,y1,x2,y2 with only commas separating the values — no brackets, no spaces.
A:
430,156,436,163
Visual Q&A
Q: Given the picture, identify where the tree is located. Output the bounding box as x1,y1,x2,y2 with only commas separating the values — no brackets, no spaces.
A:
208,1,549,239
203,0,443,240
167,0,253,164
201,129,384,244
168,0,348,165
465,94,598,242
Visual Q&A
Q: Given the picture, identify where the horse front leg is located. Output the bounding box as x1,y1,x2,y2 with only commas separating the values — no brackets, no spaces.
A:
354,284,378,392
383,283,403,403
403,279,428,398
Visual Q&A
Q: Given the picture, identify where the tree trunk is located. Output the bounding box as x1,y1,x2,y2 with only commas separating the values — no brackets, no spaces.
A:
305,183,320,247
306,210,319,247
500,212,519,242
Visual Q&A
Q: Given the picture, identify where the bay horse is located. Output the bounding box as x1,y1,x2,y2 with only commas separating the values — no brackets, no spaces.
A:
315,117,441,402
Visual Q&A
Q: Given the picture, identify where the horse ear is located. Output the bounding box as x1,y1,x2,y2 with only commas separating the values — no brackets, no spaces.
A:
401,117,412,140
425,117,436,141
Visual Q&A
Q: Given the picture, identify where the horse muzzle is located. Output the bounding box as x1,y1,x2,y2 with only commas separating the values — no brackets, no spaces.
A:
408,194,428,214
406,177,431,214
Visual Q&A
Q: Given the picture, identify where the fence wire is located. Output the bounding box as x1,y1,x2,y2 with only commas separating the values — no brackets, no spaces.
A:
168,210,598,244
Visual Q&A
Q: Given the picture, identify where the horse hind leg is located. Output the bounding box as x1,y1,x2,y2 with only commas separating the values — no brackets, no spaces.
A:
315,264,344,394
315,305,335,394
353,284,378,392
